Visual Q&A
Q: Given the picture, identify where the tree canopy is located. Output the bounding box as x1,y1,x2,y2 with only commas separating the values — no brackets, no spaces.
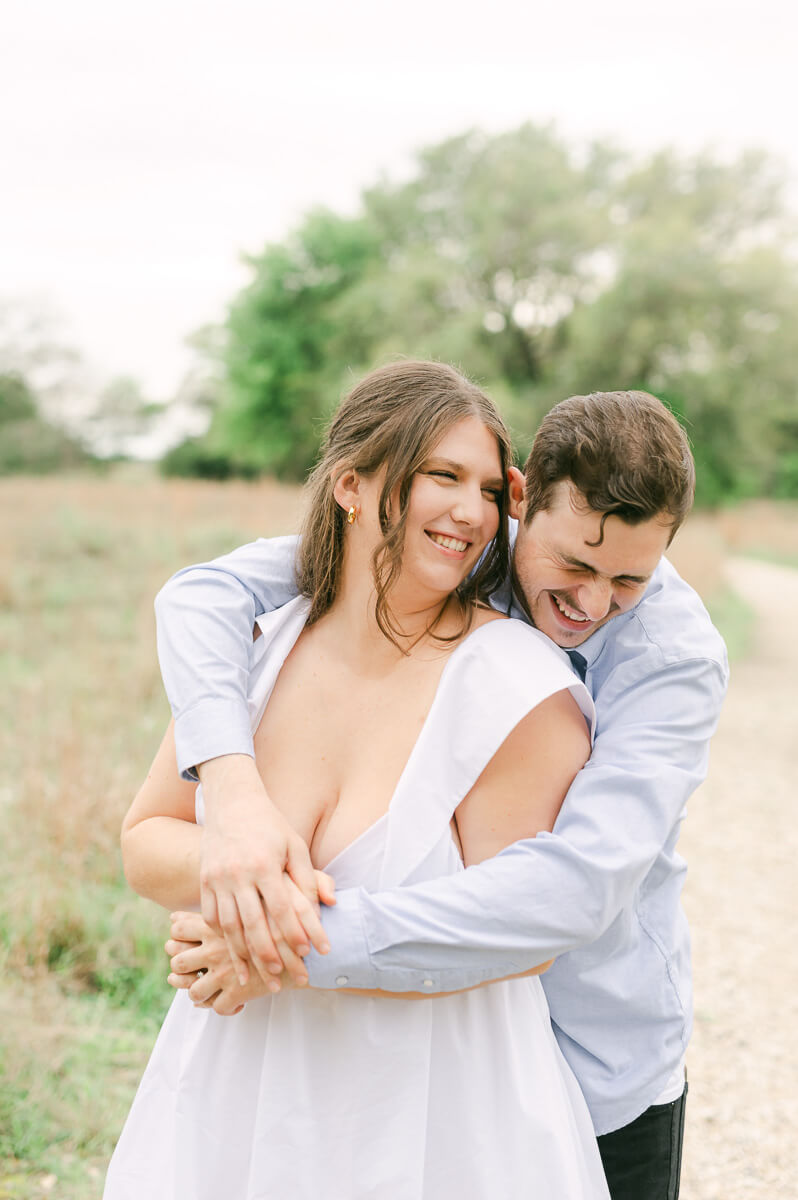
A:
170,124,798,505
0,373,90,473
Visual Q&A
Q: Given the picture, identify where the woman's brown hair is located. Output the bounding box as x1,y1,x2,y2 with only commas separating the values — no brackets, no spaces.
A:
296,360,512,646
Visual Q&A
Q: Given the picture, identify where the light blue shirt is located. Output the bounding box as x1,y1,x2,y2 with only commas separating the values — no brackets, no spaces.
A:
154,533,728,1135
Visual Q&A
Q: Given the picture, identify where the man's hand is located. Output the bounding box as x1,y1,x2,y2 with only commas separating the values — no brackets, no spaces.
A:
197,754,332,986
167,894,334,1015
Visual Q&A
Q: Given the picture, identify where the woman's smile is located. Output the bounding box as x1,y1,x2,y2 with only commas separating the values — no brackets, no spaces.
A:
425,530,472,556
398,415,503,596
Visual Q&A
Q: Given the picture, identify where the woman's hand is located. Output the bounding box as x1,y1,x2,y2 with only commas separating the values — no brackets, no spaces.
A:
167,871,335,1015
166,911,267,1015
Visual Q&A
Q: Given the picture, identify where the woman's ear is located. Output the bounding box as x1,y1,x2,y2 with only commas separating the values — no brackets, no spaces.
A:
332,466,362,517
507,466,526,521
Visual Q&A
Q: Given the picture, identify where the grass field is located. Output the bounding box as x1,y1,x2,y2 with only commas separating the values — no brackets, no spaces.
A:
1,471,794,1198
0,470,304,1199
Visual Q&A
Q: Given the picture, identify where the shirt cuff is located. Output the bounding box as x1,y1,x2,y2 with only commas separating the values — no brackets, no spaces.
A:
306,887,510,994
173,698,256,780
306,889,379,989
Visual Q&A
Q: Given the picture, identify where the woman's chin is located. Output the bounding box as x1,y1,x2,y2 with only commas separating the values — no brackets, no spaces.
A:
393,569,471,614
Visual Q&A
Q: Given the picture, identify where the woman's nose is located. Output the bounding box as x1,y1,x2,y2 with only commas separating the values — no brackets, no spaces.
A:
452,484,485,525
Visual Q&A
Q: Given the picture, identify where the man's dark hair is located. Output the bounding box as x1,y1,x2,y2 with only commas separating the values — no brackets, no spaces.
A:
523,390,695,545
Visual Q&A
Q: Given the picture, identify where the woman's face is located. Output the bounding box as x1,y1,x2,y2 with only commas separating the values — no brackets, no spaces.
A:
393,415,504,601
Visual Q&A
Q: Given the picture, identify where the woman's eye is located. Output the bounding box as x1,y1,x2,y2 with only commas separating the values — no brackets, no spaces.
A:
482,488,502,502
428,470,457,481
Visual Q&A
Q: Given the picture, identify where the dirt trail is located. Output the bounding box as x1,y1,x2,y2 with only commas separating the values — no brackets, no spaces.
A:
680,558,797,1198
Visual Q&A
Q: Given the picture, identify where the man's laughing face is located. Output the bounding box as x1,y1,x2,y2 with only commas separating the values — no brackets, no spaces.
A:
510,476,673,648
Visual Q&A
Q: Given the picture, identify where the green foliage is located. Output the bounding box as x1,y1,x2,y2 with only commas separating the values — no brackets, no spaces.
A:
207,208,382,478
160,435,260,480
0,372,38,422
166,125,798,500
0,372,92,474
0,983,163,1197
705,586,756,663
86,374,166,457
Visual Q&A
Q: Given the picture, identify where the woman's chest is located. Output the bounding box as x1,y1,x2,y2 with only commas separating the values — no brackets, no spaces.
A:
252,648,446,865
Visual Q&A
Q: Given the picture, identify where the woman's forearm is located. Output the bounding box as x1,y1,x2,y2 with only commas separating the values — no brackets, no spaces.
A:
121,817,203,911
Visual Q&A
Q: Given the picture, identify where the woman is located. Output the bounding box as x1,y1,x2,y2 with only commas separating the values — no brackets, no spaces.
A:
105,361,609,1199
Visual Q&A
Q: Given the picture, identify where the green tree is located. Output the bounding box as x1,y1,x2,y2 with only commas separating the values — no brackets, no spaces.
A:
0,372,37,423
189,126,626,479
86,375,165,458
169,125,798,500
550,150,798,502
211,209,381,477
0,373,90,473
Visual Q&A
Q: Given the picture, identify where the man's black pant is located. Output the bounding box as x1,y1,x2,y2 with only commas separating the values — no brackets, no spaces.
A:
596,1083,688,1200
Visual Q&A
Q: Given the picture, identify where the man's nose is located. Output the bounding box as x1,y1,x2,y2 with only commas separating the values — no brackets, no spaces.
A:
576,577,613,621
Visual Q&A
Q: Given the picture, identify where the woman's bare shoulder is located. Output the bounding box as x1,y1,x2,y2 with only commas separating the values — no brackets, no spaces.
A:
468,603,508,631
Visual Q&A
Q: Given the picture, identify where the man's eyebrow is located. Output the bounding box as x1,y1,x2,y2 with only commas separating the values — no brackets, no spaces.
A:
560,552,650,584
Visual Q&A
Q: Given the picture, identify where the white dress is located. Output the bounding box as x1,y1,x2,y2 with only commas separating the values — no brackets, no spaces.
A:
105,598,610,1200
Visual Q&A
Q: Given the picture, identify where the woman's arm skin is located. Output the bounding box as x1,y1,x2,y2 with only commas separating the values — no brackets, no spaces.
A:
454,687,590,868
174,687,590,1012
121,724,203,912
121,722,331,987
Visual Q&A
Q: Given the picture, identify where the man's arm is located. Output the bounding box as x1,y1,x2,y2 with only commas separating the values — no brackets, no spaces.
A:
305,654,728,993
166,687,590,1014
154,535,323,985
155,534,300,777
166,912,552,1016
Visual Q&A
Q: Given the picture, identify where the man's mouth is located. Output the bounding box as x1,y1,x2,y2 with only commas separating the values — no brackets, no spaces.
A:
550,593,592,627
426,531,470,554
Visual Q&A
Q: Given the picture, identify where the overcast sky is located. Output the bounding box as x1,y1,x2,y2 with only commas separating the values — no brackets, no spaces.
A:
2,0,796,400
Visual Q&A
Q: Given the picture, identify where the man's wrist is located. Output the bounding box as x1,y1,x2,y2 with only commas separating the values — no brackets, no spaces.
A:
197,752,259,787
306,889,378,990
197,753,275,830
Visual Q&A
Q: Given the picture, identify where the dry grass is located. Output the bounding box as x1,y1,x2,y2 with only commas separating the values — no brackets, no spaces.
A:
657,500,798,596
1,469,304,972
1,469,303,1198
0,473,790,1197
714,498,798,563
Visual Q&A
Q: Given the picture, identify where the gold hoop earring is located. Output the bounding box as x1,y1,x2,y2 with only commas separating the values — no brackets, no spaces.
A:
346,506,357,525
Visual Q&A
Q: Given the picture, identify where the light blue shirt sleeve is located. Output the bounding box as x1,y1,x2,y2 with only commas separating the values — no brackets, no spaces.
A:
307,651,728,992
154,535,300,778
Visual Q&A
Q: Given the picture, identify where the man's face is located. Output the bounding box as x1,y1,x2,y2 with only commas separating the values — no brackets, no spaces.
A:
510,477,674,648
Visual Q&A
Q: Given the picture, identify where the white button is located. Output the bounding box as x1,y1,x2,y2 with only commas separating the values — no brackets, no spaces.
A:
335,976,349,986
422,979,434,989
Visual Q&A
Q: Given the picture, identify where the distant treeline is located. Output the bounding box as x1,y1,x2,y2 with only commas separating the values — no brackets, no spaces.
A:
0,372,90,473
163,124,798,506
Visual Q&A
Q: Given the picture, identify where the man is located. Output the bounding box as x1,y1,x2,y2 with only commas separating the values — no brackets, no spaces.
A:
154,389,728,1199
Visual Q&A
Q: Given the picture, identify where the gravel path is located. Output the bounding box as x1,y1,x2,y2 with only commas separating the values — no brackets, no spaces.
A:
680,558,797,1198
